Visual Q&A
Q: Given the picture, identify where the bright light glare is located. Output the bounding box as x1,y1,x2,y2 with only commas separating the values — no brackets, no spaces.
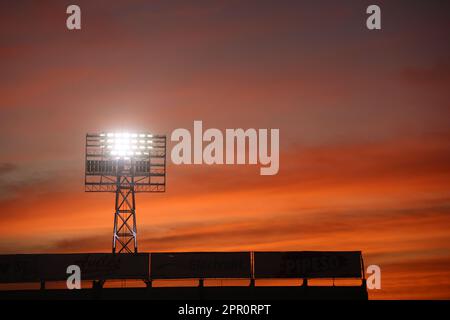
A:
101,132,153,158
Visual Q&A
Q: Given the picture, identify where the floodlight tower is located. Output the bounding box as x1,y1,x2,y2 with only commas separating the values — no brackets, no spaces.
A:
85,132,166,253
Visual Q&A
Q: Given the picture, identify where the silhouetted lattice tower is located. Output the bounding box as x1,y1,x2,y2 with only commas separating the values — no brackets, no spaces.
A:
85,132,166,253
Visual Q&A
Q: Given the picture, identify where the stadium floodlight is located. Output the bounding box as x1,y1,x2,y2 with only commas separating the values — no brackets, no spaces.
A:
98,132,154,159
85,132,166,254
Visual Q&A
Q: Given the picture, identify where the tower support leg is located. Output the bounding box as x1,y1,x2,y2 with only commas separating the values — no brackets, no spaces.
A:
112,176,137,254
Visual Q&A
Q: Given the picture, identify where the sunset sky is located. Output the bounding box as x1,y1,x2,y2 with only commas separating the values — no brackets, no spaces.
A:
0,0,449,299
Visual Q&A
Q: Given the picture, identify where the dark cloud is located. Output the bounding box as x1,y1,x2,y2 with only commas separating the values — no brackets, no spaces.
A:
0,163,16,176
0,162,74,203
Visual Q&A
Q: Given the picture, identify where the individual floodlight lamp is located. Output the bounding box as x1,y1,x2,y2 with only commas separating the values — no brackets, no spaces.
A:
85,132,166,253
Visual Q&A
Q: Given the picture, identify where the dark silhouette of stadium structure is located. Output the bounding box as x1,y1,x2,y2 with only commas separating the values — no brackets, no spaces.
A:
0,133,368,300
0,252,368,300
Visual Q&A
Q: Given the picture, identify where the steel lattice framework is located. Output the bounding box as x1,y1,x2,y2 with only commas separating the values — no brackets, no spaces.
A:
85,133,166,253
